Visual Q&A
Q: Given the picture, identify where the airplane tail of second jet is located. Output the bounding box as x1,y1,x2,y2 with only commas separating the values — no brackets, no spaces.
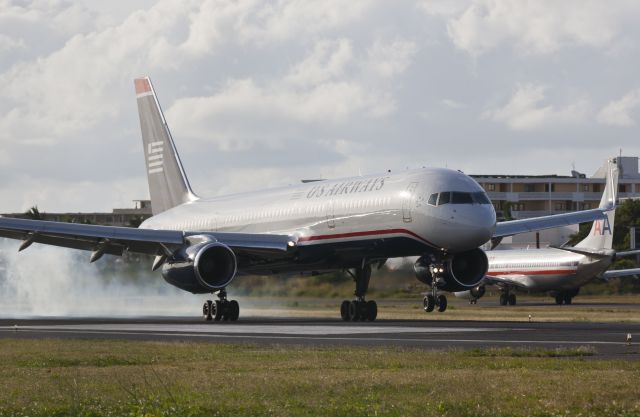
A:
574,158,619,251
134,77,198,215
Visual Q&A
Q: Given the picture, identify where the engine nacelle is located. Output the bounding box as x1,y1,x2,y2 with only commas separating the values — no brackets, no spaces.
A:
162,241,237,294
414,248,488,292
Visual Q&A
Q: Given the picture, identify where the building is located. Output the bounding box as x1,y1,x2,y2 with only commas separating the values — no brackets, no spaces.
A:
472,156,640,248
2,200,153,227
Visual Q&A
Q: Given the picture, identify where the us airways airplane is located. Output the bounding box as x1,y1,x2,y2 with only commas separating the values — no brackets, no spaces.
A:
0,77,611,322
455,158,640,307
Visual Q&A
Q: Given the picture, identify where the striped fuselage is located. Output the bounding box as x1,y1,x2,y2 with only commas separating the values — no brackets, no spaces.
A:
486,247,615,292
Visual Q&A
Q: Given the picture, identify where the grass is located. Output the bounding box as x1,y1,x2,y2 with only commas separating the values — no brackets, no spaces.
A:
0,339,639,416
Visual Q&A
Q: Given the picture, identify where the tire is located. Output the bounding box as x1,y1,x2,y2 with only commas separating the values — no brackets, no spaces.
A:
508,293,516,306
228,300,240,321
348,300,360,321
340,300,350,321
555,294,563,305
214,300,223,321
423,295,435,313
563,293,572,305
366,300,377,322
499,294,508,306
437,295,447,312
203,301,212,321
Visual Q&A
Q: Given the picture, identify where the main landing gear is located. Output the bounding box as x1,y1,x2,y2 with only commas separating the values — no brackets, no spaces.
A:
203,289,240,322
341,265,378,322
499,289,517,306
423,262,447,313
554,289,579,305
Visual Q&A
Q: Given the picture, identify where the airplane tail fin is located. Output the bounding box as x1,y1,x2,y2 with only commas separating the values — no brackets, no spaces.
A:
574,158,619,250
134,77,197,215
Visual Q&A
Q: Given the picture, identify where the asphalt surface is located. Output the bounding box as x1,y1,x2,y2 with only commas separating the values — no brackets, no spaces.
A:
0,316,639,360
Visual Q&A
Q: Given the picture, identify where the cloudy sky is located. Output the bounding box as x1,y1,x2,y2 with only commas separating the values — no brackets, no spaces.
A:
1,0,639,213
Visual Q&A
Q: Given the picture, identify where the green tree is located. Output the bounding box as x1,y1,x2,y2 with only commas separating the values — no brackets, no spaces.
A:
24,205,43,220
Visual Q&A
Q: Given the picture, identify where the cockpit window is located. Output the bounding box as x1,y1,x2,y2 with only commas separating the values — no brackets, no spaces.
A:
438,192,451,205
431,191,491,206
472,192,491,204
451,192,473,204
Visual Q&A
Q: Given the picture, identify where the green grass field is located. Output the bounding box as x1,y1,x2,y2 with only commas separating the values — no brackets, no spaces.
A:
1,339,639,417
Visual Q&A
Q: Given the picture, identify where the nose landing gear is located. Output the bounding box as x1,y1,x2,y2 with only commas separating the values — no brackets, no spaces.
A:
340,265,378,322
203,289,240,322
423,263,447,313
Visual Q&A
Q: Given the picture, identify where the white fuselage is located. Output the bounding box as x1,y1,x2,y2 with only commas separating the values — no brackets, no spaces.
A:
141,168,496,272
486,247,614,292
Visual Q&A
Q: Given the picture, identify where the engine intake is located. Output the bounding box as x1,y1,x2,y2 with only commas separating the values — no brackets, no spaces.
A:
162,241,238,294
414,248,488,292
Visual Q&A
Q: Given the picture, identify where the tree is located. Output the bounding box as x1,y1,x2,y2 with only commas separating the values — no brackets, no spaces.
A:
24,206,43,220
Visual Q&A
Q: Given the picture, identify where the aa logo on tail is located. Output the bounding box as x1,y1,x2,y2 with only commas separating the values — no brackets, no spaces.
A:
593,217,612,235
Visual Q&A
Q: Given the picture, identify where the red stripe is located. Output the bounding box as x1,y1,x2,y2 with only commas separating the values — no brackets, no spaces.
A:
134,78,151,94
487,269,577,276
297,228,436,247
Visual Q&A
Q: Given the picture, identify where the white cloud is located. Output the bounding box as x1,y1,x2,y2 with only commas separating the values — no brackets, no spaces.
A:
436,0,640,56
365,39,418,79
597,89,640,127
441,98,465,109
483,83,591,130
285,39,353,86
167,37,412,149
0,34,25,53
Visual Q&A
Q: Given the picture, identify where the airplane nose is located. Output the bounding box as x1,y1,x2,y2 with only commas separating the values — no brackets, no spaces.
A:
442,205,496,251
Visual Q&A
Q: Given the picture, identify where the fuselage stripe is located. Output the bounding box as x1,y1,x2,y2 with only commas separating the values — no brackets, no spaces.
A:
297,228,438,248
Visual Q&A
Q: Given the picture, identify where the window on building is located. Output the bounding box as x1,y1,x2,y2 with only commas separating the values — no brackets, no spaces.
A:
582,184,589,192
486,184,495,191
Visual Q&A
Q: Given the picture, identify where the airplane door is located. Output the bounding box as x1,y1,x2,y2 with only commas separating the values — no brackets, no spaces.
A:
326,200,335,229
402,182,418,223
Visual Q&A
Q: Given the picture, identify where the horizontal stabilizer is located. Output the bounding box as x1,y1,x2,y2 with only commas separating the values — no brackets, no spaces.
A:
601,268,640,280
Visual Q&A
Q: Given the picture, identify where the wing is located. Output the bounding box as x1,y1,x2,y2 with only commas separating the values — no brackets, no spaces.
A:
615,249,640,257
0,216,293,261
493,208,609,238
601,268,640,280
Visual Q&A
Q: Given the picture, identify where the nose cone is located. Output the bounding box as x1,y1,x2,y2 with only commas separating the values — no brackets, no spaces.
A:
430,204,496,252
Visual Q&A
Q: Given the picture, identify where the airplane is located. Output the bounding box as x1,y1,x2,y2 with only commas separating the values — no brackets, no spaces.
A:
454,158,640,307
0,77,612,322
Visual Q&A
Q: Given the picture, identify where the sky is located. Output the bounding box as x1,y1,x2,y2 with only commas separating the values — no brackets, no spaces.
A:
1,0,640,213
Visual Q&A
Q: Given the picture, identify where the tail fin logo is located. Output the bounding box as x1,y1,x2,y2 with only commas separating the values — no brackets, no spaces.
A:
593,217,612,236
147,141,164,174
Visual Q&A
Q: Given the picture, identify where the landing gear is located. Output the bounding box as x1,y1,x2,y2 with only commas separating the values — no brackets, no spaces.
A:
554,289,578,305
341,265,378,321
499,289,516,306
423,263,447,313
203,289,240,322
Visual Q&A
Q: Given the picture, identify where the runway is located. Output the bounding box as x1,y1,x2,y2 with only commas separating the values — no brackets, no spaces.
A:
0,317,638,359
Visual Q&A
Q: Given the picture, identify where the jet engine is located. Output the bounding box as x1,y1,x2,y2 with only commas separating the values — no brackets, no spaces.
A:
414,248,488,292
162,241,238,294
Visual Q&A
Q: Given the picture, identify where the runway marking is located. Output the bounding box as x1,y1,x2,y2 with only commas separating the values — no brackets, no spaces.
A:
0,324,513,336
0,328,634,347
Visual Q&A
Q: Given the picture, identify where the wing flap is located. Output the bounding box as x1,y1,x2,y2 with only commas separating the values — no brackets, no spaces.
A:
494,208,609,238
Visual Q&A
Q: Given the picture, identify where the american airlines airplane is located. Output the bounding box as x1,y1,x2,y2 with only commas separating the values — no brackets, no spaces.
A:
455,158,640,307
0,77,612,322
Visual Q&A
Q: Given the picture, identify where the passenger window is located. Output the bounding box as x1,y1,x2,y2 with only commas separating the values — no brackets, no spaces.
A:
427,193,438,206
438,192,451,205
